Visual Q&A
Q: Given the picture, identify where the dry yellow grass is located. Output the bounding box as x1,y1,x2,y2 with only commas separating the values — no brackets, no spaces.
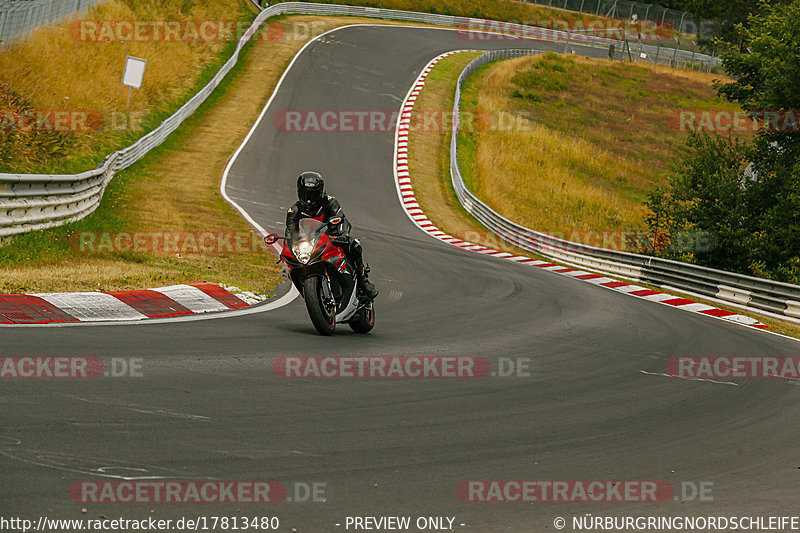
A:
645,62,731,83
0,257,200,293
1,0,236,112
459,52,744,235
474,126,648,231
0,252,281,294
0,0,244,172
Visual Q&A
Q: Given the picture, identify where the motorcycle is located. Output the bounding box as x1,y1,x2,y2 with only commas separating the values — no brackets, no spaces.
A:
264,217,375,336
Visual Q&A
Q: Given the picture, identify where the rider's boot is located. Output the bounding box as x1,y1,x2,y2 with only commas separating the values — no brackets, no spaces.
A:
356,262,379,300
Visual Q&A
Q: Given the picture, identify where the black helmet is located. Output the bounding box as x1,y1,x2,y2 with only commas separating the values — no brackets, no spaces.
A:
297,171,325,208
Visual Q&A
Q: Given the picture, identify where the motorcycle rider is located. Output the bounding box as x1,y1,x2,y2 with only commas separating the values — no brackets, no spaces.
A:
285,171,379,300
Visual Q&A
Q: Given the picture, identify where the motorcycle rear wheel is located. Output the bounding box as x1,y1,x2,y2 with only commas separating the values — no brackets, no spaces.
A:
348,301,375,334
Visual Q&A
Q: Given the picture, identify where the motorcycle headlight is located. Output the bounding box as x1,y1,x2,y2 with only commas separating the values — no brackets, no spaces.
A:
292,240,314,263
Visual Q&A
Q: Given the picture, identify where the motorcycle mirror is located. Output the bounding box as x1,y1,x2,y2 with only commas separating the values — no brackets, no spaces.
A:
330,216,342,225
264,233,278,245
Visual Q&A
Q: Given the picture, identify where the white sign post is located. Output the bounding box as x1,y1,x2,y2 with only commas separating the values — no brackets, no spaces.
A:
122,55,147,107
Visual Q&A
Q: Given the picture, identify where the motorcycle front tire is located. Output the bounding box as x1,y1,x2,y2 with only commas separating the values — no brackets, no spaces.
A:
303,275,336,336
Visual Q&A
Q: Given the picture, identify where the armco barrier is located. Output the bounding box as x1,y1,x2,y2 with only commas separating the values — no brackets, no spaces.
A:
0,2,721,238
449,49,800,323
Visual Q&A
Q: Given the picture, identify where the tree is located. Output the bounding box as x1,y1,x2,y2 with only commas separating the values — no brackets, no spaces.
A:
659,0,790,45
648,133,752,271
651,0,800,282
719,0,800,280
643,187,676,256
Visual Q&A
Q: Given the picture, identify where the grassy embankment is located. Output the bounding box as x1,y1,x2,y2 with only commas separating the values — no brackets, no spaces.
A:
457,52,745,238
407,52,800,336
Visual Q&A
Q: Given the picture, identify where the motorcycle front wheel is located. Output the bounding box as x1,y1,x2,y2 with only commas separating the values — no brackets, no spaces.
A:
303,275,336,336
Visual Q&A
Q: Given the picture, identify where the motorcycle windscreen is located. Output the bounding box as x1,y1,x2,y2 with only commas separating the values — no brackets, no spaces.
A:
292,218,324,243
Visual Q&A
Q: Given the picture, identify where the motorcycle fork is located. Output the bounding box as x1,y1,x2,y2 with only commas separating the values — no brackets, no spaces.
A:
321,272,335,306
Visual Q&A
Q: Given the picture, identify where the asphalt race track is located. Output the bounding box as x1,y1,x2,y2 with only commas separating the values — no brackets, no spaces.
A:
2,25,800,532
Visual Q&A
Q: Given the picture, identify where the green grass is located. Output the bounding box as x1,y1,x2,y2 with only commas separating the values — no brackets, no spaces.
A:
456,63,486,193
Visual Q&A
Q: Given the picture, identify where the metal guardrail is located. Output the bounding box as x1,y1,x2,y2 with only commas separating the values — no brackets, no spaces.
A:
449,49,800,322
560,29,718,71
0,2,721,238
0,0,101,45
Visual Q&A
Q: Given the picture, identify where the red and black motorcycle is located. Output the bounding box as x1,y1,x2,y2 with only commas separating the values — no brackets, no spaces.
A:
265,218,374,336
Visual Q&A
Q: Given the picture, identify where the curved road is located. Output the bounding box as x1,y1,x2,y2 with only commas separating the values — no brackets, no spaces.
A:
3,26,799,531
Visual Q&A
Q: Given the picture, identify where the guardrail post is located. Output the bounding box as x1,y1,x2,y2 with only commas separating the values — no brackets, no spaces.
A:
671,36,679,66
622,28,632,61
